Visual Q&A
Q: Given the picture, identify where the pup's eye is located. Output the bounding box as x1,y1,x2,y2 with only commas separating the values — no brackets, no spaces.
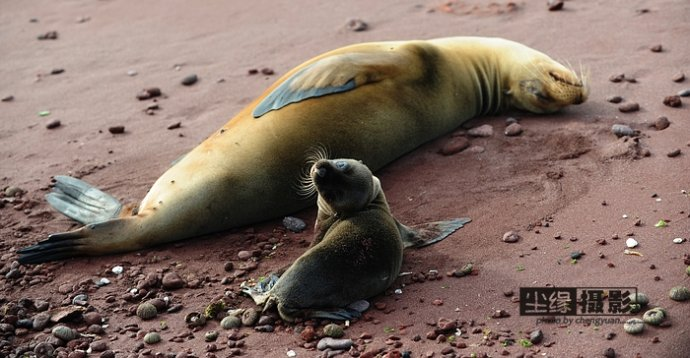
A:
335,161,349,170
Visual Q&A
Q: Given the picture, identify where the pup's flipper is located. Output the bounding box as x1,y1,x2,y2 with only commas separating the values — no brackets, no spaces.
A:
46,175,122,224
399,218,471,249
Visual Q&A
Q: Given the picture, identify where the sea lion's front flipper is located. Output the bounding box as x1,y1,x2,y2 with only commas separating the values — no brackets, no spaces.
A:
252,51,405,118
46,175,122,225
398,218,471,249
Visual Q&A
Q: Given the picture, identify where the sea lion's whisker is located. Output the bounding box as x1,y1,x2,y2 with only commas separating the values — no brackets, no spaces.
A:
295,144,331,198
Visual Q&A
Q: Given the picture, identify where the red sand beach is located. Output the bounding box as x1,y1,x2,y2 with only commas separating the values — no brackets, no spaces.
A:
1,0,689,357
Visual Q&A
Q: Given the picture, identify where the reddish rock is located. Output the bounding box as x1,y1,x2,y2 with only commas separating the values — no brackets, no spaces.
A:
161,272,185,289
439,136,469,155
663,95,682,107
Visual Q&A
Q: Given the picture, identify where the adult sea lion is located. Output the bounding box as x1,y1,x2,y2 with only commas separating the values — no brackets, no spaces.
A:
18,36,588,264
243,158,470,321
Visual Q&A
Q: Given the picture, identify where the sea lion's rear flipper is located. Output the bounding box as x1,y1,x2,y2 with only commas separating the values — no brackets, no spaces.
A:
252,51,406,118
17,218,130,264
46,175,122,225
399,218,471,249
307,300,370,321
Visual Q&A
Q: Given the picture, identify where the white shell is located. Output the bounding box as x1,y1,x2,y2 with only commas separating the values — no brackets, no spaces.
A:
112,266,124,275
626,238,639,248
673,238,684,244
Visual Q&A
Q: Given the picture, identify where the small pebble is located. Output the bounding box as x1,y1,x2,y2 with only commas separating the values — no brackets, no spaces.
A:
669,286,690,301
323,323,344,338
439,136,469,155
283,216,307,233
609,74,625,83
108,126,125,134
667,149,681,158
672,72,685,83
46,119,61,129
111,265,124,275
181,74,198,86
346,18,368,31
204,330,219,341
90,340,108,352
625,238,638,248
504,123,523,136
650,44,663,52
241,308,260,326
623,318,645,334
673,238,684,244
547,0,564,11
468,124,493,137
50,68,65,75
237,251,252,260
37,31,58,40
491,309,510,318
654,116,670,130
161,272,185,289
606,95,623,103
611,124,635,137
502,231,520,243
618,102,640,113
316,337,353,351
663,95,682,107
167,122,181,130
570,251,583,260
1,95,14,102
260,68,274,75
529,329,543,344
127,70,138,76
678,89,690,97
136,87,162,100
603,347,616,358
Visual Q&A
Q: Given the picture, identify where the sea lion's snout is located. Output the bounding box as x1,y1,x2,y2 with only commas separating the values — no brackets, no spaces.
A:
311,160,333,181
314,166,327,178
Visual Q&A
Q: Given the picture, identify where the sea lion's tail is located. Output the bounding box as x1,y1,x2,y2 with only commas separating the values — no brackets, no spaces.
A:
399,217,471,249
45,175,122,224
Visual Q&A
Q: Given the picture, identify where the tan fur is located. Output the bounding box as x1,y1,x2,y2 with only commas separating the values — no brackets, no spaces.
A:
23,37,588,261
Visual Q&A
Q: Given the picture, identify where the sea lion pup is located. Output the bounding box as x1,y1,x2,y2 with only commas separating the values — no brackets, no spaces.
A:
18,36,587,264
243,159,470,322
